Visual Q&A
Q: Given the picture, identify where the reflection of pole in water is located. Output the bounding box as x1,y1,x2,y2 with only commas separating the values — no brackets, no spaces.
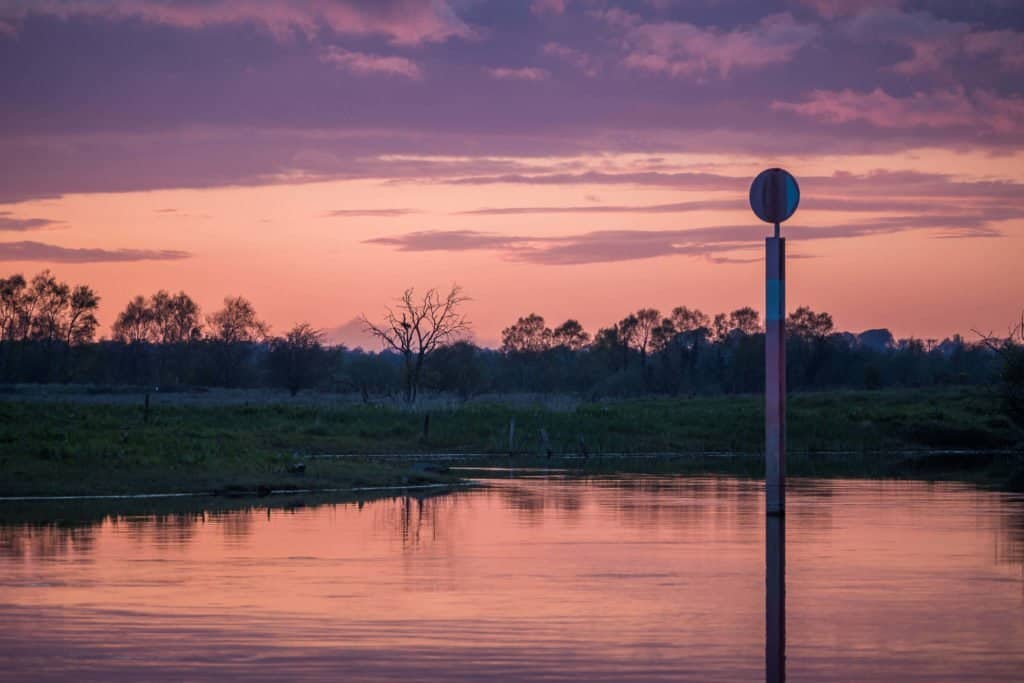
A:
766,515,786,683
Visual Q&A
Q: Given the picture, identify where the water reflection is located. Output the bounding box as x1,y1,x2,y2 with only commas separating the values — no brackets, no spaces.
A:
766,515,785,683
0,477,1022,682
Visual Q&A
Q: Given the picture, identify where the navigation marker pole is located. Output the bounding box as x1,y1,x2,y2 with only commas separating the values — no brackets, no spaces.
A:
749,168,799,516
750,168,799,683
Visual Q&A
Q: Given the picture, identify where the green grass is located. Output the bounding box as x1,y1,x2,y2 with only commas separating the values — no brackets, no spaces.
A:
0,386,1021,496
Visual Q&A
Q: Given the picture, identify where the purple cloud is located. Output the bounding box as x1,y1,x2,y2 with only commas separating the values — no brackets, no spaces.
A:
0,0,475,44
445,168,1024,205
797,0,903,19
842,8,1024,76
327,208,420,217
0,1,1022,205
965,30,1024,71
457,195,1017,216
365,230,527,252
458,200,740,215
0,241,191,263
444,170,747,189
366,207,1010,265
541,42,599,77
0,211,62,232
773,88,995,130
531,0,568,17
615,12,819,79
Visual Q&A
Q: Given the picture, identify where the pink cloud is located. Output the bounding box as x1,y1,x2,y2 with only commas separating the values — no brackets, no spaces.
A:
773,88,1024,133
0,0,475,44
321,47,422,79
485,67,549,81
0,241,190,263
964,30,1024,71
531,0,567,17
797,0,904,19
617,13,819,79
541,42,599,77
843,8,1024,76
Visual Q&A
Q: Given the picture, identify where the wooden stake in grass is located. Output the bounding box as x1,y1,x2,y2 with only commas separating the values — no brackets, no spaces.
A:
540,427,552,458
422,413,430,442
508,417,516,456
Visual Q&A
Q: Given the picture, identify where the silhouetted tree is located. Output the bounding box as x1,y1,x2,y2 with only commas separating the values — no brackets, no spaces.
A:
0,274,28,341
652,306,712,394
788,307,833,339
207,296,268,344
269,323,324,396
0,268,1004,397
26,271,68,342
361,285,470,402
151,291,202,343
501,313,551,354
590,325,625,372
66,285,100,346
975,312,1024,427
207,296,268,387
787,306,834,387
630,308,661,368
0,270,99,345
729,307,761,336
343,351,400,402
551,319,590,351
112,295,155,343
427,341,485,400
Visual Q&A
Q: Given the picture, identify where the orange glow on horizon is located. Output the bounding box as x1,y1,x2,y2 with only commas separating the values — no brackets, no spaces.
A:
3,149,1022,345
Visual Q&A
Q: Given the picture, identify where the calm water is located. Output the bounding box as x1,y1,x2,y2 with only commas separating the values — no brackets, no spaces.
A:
1,475,1022,682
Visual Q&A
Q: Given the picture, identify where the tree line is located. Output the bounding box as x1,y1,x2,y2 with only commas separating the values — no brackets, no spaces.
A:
0,272,1013,409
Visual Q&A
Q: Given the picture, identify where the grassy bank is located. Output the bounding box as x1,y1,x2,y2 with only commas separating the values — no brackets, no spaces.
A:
1,386,1021,496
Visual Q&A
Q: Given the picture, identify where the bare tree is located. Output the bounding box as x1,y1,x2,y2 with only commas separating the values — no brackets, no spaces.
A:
973,311,1024,426
361,286,470,402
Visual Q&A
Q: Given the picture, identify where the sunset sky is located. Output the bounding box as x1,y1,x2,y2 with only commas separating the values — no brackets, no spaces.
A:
1,0,1022,347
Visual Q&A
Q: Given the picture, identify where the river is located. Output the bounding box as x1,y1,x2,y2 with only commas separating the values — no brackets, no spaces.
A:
1,474,1022,681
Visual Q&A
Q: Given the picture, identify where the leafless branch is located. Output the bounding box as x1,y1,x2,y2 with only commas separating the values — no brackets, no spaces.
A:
359,285,471,401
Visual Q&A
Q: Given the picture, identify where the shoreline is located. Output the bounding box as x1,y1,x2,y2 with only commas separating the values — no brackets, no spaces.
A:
3,386,1021,497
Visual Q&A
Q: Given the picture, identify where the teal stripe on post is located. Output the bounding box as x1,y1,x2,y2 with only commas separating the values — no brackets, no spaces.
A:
766,279,783,321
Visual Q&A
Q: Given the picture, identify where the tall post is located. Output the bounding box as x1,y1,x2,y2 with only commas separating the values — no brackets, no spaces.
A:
765,233,785,515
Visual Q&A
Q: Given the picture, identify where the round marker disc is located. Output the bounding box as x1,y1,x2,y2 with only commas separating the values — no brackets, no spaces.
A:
750,168,800,224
